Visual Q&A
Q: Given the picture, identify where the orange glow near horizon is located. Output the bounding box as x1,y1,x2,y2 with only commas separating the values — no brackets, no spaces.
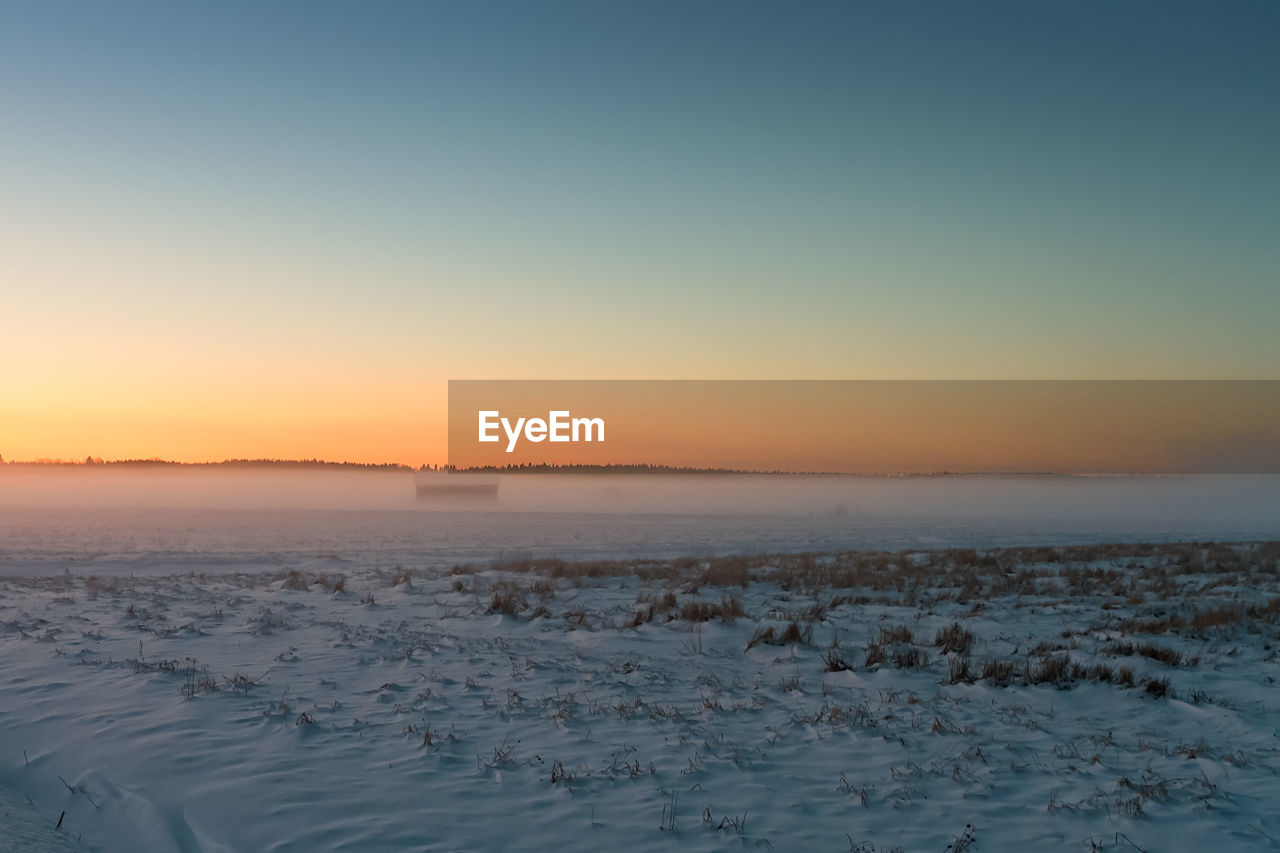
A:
6,376,1280,472
1,379,449,466
0,415,448,466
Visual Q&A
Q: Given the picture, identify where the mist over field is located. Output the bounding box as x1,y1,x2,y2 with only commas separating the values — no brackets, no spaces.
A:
0,467,416,511
2,469,1278,578
5,466,1280,519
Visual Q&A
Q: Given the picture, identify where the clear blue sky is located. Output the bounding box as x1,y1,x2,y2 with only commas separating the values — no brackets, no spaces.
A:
1,1,1277,461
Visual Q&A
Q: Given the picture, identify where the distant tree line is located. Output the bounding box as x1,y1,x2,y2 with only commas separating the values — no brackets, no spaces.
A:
448,463,1077,477
0,456,1075,477
0,457,413,472
455,462,898,476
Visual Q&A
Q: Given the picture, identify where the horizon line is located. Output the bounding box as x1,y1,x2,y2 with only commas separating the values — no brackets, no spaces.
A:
0,458,1266,478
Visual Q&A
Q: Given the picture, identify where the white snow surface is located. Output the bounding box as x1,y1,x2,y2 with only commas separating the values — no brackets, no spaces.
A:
2,526,1279,852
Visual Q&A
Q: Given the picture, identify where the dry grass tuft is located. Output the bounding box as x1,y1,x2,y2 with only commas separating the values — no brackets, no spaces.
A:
488,586,526,617
281,570,308,591
935,621,974,655
878,624,913,645
700,555,752,588
746,619,813,650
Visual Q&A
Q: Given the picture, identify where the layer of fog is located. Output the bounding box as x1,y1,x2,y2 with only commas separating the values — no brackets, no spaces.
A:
0,470,1277,573
495,473,1280,526
2,469,1278,527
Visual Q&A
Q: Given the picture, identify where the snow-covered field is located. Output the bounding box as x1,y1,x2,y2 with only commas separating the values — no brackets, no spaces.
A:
3,535,1279,852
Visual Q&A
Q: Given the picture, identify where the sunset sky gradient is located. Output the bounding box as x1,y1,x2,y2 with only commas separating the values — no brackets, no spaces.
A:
2,2,1277,464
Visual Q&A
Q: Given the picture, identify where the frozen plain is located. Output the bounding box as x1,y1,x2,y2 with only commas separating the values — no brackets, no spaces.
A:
2,475,1280,852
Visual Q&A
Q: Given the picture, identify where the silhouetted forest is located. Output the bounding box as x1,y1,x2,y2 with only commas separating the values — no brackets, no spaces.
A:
0,457,1079,478
0,458,413,472
447,463,1075,477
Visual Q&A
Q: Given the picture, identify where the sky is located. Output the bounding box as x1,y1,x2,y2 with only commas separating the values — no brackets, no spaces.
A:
1,1,1278,465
